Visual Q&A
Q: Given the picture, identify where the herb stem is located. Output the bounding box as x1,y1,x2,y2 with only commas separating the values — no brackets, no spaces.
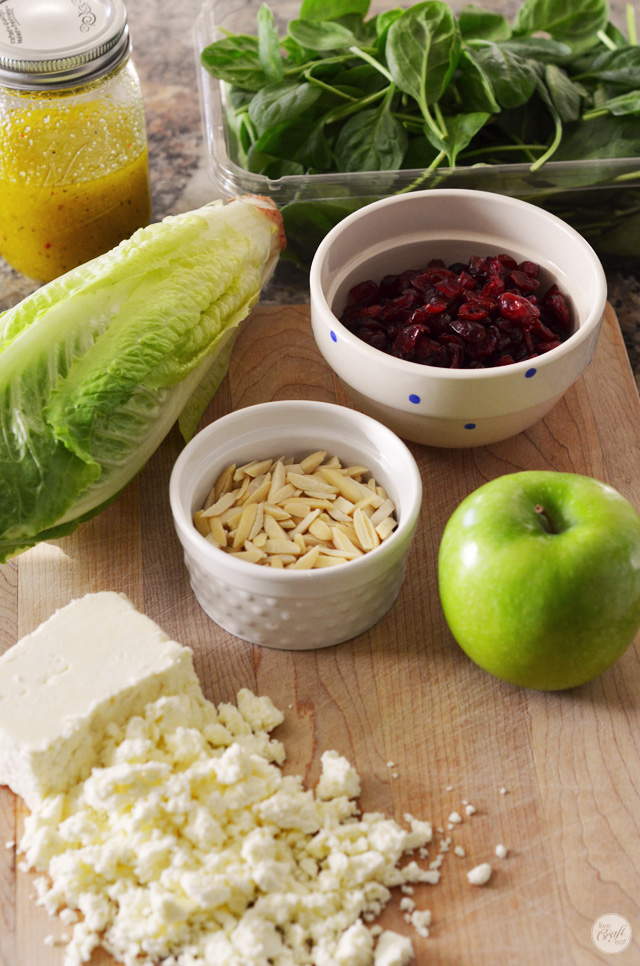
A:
596,28,619,49
347,45,394,83
322,88,387,126
627,3,637,44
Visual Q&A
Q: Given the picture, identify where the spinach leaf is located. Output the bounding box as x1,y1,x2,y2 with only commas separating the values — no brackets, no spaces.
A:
543,63,583,122
459,5,511,42
473,44,539,108
257,5,284,83
426,111,492,165
386,2,461,135
248,81,324,135
553,114,640,159
374,8,405,46
288,18,361,51
201,35,266,91
334,91,408,171
453,48,501,113
583,91,640,118
512,0,609,46
497,37,573,62
574,46,640,89
299,0,369,21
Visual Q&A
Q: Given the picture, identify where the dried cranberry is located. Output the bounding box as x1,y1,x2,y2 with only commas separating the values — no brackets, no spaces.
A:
509,269,540,294
498,291,540,326
458,299,491,322
339,252,572,370
379,274,402,298
540,284,572,332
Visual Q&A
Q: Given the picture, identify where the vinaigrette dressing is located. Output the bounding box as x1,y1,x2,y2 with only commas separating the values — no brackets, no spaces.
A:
0,0,151,282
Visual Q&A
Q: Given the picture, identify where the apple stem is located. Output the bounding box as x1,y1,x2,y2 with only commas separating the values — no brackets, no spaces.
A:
534,503,555,533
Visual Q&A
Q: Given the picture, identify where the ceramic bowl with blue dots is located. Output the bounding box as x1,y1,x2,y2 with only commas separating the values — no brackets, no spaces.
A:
309,189,607,448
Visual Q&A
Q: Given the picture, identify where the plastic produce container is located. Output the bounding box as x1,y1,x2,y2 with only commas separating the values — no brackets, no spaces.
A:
194,0,640,271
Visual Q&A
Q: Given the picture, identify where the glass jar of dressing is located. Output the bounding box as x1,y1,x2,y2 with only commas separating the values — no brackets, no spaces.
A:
0,0,151,282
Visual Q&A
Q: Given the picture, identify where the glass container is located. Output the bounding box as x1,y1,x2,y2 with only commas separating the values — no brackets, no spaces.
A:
0,0,151,282
195,0,640,272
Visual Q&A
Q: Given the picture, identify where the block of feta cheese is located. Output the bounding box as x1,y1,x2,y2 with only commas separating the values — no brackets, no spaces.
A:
0,592,203,810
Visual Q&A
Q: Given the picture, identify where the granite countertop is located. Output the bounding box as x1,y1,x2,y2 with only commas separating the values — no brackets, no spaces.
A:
1,0,639,383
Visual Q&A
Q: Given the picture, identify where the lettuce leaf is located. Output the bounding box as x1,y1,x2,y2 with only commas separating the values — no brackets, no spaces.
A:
0,197,283,561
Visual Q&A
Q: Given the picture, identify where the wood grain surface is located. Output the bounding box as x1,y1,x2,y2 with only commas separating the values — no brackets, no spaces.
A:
1,303,639,966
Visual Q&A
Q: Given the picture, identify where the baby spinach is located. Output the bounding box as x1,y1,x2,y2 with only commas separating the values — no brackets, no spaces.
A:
200,0,640,263
202,0,640,177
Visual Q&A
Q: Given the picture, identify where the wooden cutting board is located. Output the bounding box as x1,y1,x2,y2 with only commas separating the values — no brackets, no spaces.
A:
1,303,639,966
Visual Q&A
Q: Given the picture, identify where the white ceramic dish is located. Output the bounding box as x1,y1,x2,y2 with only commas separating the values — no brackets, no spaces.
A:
309,189,608,448
169,400,422,649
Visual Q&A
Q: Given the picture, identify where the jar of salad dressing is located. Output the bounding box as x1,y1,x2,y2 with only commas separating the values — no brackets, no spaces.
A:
0,0,151,282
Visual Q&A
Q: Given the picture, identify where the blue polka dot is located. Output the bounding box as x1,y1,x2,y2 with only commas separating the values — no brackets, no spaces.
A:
408,393,421,404
464,423,476,430
525,367,537,378
330,330,337,343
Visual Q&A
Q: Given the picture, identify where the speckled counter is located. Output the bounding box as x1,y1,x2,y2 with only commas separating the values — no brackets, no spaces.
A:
1,0,639,385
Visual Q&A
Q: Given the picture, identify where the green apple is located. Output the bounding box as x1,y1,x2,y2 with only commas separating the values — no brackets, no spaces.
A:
438,471,640,691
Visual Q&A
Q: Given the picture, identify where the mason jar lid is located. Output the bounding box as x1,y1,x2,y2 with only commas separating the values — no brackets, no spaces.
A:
0,0,131,90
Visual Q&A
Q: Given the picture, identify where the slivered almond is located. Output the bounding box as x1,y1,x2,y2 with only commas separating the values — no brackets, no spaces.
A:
193,510,211,537
299,450,327,473
244,458,274,478
267,460,286,501
208,516,227,547
262,502,291,521
244,476,272,506
283,502,311,519
309,518,333,542
248,502,264,541
343,464,370,477
291,509,321,537
353,493,384,513
233,503,259,548
315,553,350,567
354,508,380,551
229,549,265,564
264,514,288,541
208,462,235,505
202,491,237,518
286,471,338,497
331,527,364,557
318,467,365,502
193,450,397,569
264,538,301,556
370,499,396,527
268,483,298,504
287,545,321,569
376,517,397,541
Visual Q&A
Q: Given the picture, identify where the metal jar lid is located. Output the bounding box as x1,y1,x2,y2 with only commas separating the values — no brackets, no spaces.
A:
0,0,131,90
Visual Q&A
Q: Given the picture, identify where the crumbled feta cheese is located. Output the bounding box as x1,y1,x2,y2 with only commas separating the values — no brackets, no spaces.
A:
17,689,436,966
495,844,508,859
465,804,476,815
316,749,361,800
409,908,431,937
448,811,462,824
467,862,493,885
453,845,466,858
373,930,414,966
